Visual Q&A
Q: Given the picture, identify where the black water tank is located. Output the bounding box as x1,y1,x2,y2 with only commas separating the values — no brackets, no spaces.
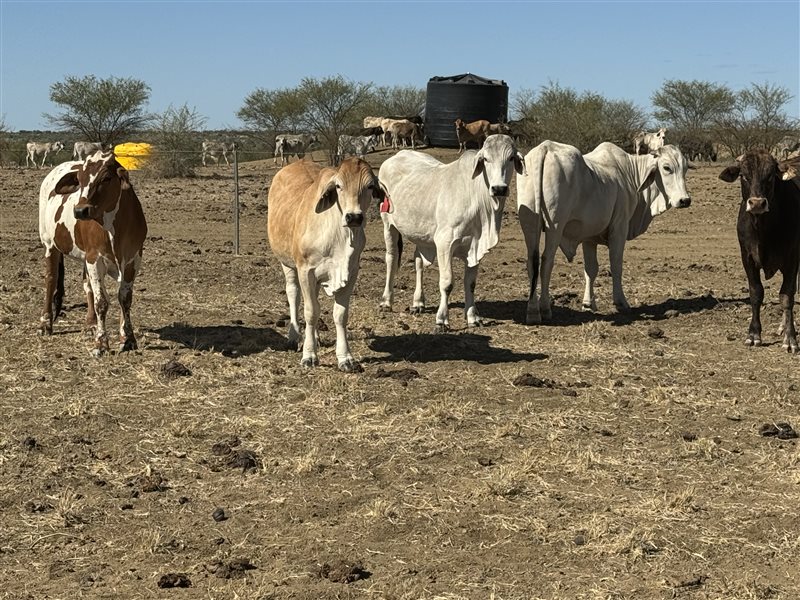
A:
425,73,509,148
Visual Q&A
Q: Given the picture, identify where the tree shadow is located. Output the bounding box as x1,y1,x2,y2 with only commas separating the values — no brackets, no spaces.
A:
147,322,288,357
477,293,730,326
365,332,546,365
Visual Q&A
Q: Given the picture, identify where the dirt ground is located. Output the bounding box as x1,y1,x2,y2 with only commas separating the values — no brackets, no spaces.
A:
1,145,799,600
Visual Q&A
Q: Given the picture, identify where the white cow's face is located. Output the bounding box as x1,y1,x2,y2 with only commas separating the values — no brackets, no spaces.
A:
650,145,692,209
472,134,526,201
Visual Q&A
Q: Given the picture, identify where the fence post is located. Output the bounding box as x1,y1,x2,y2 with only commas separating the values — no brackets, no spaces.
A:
233,145,240,255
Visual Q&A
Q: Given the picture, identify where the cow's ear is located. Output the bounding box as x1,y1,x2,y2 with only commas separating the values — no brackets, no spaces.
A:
54,171,80,195
778,161,798,181
372,179,386,201
316,177,338,213
719,165,740,182
117,166,131,190
637,159,658,193
472,151,485,179
513,152,526,176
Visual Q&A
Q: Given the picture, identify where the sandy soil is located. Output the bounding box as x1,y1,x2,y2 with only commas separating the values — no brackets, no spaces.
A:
1,146,799,600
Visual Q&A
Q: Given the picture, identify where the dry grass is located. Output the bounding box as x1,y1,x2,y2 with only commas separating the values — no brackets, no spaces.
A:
1,155,800,598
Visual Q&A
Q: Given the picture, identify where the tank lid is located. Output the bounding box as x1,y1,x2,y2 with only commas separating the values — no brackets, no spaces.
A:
428,72,507,86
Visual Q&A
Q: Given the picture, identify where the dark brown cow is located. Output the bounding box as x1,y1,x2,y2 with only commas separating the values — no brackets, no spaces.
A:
720,151,800,352
38,151,147,355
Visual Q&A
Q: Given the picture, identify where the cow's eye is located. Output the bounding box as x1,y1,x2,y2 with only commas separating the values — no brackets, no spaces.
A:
663,166,672,173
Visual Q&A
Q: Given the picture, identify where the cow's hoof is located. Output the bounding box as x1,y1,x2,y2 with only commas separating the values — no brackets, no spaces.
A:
745,336,762,347
300,356,319,368
379,304,392,313
409,306,425,315
582,303,597,313
39,325,52,337
525,307,541,325
119,337,138,352
338,359,363,373
467,318,483,327
614,303,631,314
432,324,450,334
783,338,799,354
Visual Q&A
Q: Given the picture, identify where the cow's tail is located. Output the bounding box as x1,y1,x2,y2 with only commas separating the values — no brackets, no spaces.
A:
535,144,551,230
518,144,550,315
397,233,403,267
529,146,550,306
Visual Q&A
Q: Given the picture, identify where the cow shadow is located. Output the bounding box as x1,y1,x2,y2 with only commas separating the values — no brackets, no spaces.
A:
477,293,725,326
148,322,288,357
365,332,546,365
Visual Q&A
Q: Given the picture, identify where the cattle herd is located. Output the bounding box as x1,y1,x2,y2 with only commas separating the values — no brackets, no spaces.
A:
33,117,800,370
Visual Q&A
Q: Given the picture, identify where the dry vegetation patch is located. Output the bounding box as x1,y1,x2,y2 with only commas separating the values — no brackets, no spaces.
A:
1,153,800,598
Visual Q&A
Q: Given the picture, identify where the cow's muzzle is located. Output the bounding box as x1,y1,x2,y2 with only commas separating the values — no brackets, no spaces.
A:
344,212,364,227
676,197,691,209
74,205,92,220
746,197,768,214
491,184,509,197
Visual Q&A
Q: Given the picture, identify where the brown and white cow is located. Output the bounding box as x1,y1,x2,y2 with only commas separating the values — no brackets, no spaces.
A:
454,119,491,153
38,151,147,356
267,158,384,371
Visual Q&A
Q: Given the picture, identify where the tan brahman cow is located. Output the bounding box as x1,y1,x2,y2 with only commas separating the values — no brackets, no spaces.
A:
267,158,384,371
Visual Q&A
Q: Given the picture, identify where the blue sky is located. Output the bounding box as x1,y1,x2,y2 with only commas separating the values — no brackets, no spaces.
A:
1,0,798,131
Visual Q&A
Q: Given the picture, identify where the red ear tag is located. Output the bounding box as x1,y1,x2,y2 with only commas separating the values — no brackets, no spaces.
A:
380,197,392,213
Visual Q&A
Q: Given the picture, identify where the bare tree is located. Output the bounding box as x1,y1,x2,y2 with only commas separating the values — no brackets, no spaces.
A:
237,87,307,145
149,104,207,178
45,75,153,145
513,82,647,153
298,76,374,164
366,85,426,118
651,79,735,132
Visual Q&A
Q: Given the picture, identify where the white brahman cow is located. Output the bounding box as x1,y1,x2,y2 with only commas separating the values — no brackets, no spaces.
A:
517,141,692,324
378,134,525,331
201,141,236,166
26,141,65,168
73,142,108,161
633,128,667,155
267,158,384,371
274,133,317,166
